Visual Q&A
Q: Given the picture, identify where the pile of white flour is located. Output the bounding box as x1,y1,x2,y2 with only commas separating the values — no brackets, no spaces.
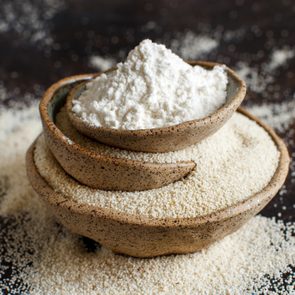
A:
72,39,228,130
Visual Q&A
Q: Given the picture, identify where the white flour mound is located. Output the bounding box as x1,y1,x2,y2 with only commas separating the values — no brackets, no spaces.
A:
72,39,228,130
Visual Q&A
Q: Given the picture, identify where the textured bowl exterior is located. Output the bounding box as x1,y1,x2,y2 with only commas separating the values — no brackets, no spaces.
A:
26,109,290,257
66,61,247,153
40,74,195,191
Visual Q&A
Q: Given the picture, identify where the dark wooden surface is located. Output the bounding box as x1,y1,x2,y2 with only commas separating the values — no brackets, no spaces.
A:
0,0,294,293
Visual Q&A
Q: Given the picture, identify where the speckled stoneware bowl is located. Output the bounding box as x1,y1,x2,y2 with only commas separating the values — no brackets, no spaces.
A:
26,108,290,258
39,74,195,191
66,61,246,153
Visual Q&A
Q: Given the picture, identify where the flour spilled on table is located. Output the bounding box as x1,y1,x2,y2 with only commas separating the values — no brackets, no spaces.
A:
0,101,294,294
0,0,64,48
236,47,295,94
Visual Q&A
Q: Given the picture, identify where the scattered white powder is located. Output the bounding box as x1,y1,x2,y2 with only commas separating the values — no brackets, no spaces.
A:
236,61,273,94
0,105,294,294
72,39,228,130
166,27,247,61
248,99,295,133
34,111,279,218
236,47,295,94
89,55,116,71
170,31,218,60
269,48,295,70
0,0,64,47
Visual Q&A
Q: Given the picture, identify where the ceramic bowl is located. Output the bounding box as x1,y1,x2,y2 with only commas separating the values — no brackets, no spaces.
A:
26,108,290,257
39,74,195,191
66,61,246,153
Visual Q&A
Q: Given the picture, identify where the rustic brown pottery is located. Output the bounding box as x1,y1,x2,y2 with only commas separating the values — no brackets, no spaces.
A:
26,108,290,258
39,74,195,191
66,61,247,153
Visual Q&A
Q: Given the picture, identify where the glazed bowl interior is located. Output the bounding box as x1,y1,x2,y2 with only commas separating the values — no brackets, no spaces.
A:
47,81,84,123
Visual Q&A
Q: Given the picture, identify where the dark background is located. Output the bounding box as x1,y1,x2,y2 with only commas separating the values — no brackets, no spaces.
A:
0,0,294,292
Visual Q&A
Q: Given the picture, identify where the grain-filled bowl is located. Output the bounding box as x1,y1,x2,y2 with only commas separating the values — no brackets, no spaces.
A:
66,61,247,153
26,109,290,257
39,74,195,191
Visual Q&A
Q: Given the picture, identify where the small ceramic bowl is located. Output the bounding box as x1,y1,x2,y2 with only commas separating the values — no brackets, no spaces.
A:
39,74,195,191
66,61,246,153
26,108,290,258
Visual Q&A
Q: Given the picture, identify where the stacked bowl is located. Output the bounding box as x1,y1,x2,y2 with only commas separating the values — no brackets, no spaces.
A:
26,62,289,257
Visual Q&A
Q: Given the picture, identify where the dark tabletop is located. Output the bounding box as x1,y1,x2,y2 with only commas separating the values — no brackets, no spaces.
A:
0,0,294,293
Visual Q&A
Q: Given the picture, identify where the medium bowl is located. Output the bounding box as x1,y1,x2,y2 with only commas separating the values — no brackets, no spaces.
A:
66,61,246,153
26,108,290,257
39,74,195,191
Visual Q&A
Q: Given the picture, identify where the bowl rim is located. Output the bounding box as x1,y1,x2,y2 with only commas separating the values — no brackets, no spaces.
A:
65,61,247,136
28,107,290,228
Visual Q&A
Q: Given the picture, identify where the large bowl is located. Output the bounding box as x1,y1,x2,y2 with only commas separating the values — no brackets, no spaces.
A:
26,108,290,257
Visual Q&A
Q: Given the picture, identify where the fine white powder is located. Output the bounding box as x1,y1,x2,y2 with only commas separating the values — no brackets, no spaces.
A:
34,111,279,218
268,48,295,70
72,39,228,130
0,0,64,47
235,61,272,94
89,55,116,71
248,99,295,134
236,47,295,94
0,105,294,294
170,32,218,60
